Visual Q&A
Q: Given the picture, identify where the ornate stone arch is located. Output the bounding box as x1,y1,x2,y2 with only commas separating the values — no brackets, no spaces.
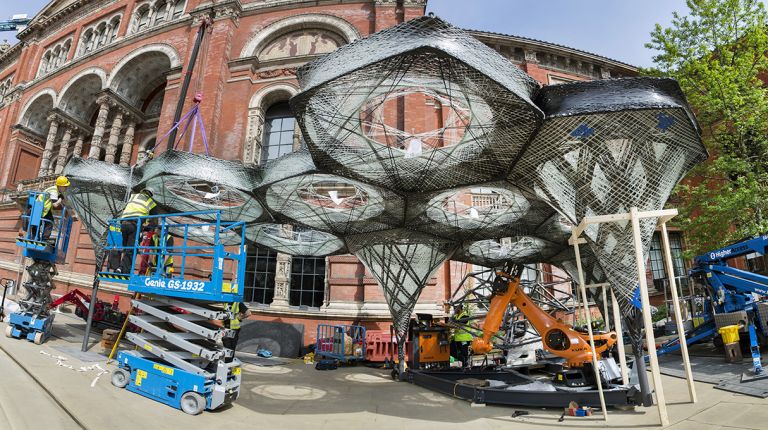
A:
19,88,57,129
56,67,107,106
244,83,299,164
106,43,181,88
239,14,360,59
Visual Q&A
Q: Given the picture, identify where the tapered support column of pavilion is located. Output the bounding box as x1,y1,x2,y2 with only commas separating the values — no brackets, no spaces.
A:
72,135,85,158
88,96,112,160
104,111,124,164
346,229,456,379
119,120,136,167
54,127,73,174
38,115,60,176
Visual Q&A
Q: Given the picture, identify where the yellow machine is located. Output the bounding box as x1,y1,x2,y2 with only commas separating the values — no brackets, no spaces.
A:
410,314,451,369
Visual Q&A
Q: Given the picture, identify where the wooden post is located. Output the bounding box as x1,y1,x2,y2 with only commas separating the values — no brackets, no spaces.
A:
602,284,610,331
610,287,629,385
660,222,697,403
630,207,669,426
571,237,608,421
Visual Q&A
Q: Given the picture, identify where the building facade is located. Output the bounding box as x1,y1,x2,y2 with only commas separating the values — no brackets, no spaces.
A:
0,0,648,348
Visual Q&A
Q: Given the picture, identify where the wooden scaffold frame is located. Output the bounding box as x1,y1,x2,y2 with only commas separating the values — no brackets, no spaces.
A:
568,207,696,426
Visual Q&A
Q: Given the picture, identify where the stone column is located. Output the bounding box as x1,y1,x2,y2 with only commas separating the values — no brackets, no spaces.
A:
72,134,84,158
54,127,73,174
244,107,264,164
119,120,136,167
271,253,292,308
38,115,59,176
104,111,124,163
88,96,112,159
292,120,302,151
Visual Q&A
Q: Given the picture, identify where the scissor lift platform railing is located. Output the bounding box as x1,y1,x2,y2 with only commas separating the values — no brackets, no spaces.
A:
17,191,73,264
105,211,246,414
6,191,73,345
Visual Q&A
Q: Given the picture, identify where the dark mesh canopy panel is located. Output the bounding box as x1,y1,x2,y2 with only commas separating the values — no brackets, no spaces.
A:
511,77,707,312
291,16,543,192
246,223,346,256
61,17,707,346
139,150,264,223
262,172,405,235
453,236,564,268
346,229,456,338
62,157,137,258
406,181,563,242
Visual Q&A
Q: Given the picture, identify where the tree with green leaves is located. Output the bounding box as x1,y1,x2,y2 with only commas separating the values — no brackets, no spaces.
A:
646,0,768,256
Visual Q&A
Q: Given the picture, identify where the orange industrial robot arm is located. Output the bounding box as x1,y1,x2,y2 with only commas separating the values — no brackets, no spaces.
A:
471,268,617,367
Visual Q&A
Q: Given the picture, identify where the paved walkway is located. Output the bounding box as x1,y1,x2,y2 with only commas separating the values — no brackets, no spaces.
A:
1,313,767,429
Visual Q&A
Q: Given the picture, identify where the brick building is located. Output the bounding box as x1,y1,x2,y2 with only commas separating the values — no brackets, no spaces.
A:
0,0,663,348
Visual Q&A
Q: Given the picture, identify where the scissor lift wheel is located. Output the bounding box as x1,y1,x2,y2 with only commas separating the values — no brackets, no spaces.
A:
4,326,11,338
33,332,44,345
111,368,130,388
181,391,206,415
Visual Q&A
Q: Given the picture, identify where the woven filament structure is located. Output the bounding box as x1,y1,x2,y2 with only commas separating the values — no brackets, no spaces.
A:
511,78,707,314
62,157,136,259
346,229,456,339
62,16,707,348
246,223,346,256
291,16,542,192
139,150,263,222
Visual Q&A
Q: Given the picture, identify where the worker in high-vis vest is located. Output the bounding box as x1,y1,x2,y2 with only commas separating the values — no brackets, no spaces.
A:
28,176,69,242
149,226,174,277
223,301,250,362
107,188,159,274
451,306,478,368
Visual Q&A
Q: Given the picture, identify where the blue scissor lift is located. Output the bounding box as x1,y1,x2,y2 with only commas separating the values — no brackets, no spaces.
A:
100,211,246,415
5,190,73,344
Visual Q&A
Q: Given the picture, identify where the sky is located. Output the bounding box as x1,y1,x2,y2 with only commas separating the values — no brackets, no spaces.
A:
426,0,690,67
1,0,689,67
0,0,49,44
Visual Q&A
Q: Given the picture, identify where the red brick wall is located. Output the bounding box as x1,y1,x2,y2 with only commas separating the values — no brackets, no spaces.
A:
0,0,644,347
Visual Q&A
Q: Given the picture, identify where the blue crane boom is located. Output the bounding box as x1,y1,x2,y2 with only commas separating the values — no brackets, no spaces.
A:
0,15,30,32
658,234,768,381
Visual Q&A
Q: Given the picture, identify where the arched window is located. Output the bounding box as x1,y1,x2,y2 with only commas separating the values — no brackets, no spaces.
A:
95,23,107,48
260,101,295,164
83,29,94,53
40,52,50,75
0,80,9,102
62,41,71,62
155,1,169,25
109,17,121,42
172,0,185,19
51,47,61,68
137,6,150,32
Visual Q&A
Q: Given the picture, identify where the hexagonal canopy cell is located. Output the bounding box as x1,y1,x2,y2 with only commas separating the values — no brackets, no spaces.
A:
246,223,346,257
291,15,543,192
138,150,264,223
163,214,245,246
258,150,318,190
453,236,564,268
511,77,707,310
406,181,563,241
62,157,138,258
262,172,404,235
345,229,457,338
